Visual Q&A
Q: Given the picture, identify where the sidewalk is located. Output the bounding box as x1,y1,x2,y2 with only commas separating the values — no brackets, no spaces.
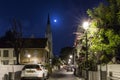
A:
76,77,85,80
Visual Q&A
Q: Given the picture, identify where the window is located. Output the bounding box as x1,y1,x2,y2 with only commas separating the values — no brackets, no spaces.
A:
13,60,17,64
24,50,29,57
13,50,16,57
33,50,38,55
2,60,9,65
3,50,9,57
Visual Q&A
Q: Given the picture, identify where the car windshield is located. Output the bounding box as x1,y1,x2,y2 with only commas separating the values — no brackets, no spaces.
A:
23,65,39,69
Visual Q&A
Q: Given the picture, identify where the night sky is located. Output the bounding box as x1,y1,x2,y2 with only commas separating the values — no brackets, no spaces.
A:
0,0,106,56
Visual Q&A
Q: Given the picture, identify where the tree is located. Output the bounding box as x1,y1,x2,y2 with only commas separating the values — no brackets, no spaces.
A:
52,56,62,66
11,18,23,64
0,18,23,65
59,47,74,64
86,0,120,64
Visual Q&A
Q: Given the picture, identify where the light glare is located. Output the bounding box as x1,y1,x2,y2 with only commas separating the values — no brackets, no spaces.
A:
83,21,89,30
27,54,31,58
54,19,57,22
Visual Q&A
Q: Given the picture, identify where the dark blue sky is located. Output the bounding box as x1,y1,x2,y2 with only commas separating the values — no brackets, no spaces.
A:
0,0,106,56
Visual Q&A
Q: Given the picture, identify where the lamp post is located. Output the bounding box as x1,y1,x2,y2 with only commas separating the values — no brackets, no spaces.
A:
83,21,89,80
49,58,52,73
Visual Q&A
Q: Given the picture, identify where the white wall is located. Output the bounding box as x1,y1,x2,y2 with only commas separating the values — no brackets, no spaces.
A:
107,64,120,79
97,64,107,71
0,65,24,80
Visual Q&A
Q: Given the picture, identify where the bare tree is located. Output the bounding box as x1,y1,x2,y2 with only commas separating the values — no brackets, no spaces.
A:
11,18,23,65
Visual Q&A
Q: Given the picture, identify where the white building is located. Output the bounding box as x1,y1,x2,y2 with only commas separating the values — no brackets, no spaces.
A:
0,48,16,65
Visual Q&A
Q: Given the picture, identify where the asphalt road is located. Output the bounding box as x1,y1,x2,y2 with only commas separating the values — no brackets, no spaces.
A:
48,69,82,80
15,68,83,80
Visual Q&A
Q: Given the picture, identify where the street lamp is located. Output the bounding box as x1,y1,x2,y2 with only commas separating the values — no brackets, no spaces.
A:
83,21,89,30
69,55,73,59
27,54,31,63
68,59,71,64
83,21,89,80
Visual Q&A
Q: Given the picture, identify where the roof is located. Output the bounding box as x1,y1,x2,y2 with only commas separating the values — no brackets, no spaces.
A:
0,38,48,48
22,38,48,48
0,40,13,48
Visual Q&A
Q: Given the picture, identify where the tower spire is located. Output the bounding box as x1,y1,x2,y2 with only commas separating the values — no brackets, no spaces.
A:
47,14,50,24
46,13,51,34
45,14,53,58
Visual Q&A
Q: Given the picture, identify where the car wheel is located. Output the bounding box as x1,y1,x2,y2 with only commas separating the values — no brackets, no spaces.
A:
20,78,24,80
46,73,49,79
41,74,45,80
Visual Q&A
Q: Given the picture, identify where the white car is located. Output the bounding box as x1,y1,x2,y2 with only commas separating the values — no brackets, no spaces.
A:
21,64,49,80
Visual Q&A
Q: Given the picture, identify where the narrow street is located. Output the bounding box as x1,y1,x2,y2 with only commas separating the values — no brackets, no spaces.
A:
48,69,81,80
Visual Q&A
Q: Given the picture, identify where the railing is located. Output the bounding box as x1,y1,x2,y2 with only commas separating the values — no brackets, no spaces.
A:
81,70,107,80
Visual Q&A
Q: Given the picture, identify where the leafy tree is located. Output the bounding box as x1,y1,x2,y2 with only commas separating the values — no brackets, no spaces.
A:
52,56,62,66
59,47,74,64
86,0,120,64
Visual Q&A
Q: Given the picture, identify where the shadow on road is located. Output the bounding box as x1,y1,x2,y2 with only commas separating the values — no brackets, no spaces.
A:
51,72,67,78
50,69,74,79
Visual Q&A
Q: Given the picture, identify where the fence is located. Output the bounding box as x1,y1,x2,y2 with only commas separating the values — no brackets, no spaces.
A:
80,65,107,80
80,64,120,80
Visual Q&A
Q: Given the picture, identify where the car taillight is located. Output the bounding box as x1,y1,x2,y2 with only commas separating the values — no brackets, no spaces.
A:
37,68,41,70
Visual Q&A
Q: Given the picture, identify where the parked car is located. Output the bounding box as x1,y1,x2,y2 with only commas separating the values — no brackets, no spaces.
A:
66,66,74,72
21,64,49,80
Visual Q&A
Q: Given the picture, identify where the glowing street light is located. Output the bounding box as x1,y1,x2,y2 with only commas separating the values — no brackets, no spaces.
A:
69,55,73,59
69,59,71,62
83,21,89,80
27,54,31,63
27,54,31,58
68,59,71,64
83,21,89,30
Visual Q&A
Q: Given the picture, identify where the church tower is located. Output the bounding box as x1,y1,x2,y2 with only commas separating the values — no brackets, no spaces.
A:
45,14,53,59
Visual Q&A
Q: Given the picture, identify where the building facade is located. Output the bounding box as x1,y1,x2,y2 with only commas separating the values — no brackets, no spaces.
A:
0,48,16,65
20,38,49,65
0,15,53,65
